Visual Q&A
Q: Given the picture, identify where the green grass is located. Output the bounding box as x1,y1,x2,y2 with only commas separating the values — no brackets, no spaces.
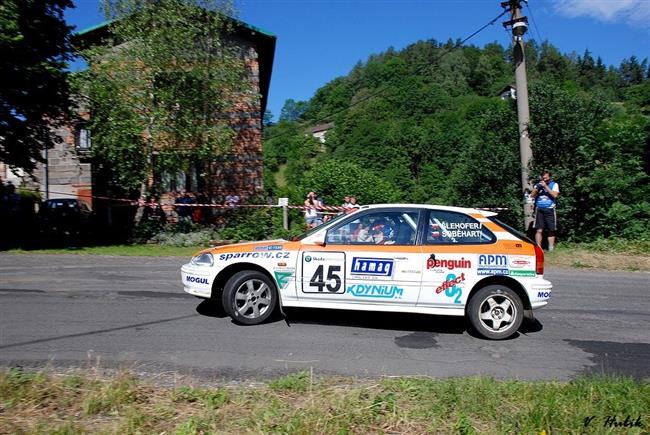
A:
557,238,650,255
545,239,650,272
1,369,648,434
5,238,650,271
4,244,202,257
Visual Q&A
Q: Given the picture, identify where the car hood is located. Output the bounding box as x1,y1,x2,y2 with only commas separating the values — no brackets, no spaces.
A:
193,239,300,257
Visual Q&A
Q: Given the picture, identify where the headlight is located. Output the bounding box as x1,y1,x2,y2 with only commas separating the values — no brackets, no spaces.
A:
190,253,214,267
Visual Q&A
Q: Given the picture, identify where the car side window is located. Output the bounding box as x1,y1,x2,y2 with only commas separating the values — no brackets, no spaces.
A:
425,210,495,245
326,210,419,245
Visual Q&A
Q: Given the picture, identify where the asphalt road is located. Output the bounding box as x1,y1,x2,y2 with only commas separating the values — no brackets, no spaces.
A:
1,254,648,382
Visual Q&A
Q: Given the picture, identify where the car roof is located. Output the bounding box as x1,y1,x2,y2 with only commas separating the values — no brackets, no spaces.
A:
45,198,78,203
357,204,498,217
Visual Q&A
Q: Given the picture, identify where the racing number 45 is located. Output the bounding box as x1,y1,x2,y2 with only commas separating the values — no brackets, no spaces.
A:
310,265,342,292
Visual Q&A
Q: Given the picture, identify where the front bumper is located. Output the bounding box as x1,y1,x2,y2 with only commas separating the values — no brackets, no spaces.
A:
181,263,215,298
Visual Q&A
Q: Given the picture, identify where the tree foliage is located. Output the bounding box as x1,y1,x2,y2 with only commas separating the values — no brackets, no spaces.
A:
0,0,73,173
75,0,250,199
264,39,650,241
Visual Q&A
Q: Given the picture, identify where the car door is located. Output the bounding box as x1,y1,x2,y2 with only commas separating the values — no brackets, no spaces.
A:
298,208,423,305
417,209,497,308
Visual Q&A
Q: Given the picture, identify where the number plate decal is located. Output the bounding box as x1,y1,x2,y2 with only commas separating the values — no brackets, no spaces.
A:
301,252,346,294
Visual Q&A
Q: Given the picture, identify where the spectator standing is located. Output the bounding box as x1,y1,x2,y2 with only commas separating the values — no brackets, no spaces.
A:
175,190,194,222
530,170,560,251
304,191,322,228
347,196,360,213
193,192,208,223
224,192,240,208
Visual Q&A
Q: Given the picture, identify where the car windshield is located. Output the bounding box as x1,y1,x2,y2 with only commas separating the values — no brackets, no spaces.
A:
292,210,356,241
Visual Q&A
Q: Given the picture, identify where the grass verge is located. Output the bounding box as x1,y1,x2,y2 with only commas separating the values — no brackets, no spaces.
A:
546,239,650,272
0,369,648,434
4,244,201,257
4,238,650,271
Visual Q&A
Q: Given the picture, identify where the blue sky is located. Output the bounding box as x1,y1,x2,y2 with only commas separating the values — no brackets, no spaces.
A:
66,0,649,120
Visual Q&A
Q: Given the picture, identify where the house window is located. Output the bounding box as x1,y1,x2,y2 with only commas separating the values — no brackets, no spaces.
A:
159,163,203,193
160,170,186,192
76,126,91,150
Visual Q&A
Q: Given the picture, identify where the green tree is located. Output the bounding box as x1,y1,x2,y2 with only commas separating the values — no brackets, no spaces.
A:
300,160,399,206
263,39,649,241
75,0,249,221
279,98,308,122
0,0,73,172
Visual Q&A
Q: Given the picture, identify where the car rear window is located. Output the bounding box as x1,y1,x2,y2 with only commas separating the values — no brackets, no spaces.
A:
488,217,535,245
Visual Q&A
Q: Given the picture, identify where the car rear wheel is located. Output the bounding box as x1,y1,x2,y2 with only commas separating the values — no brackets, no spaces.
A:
468,285,523,340
222,271,277,325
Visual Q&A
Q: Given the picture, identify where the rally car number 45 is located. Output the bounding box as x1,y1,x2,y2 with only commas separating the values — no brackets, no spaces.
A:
181,204,552,339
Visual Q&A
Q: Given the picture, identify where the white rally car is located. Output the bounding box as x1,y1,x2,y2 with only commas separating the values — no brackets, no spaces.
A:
181,204,552,339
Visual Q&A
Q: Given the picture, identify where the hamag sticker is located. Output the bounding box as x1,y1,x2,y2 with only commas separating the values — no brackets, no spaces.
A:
351,257,394,277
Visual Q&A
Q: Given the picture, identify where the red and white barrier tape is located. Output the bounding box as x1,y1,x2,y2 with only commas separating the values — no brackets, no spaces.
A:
17,188,510,211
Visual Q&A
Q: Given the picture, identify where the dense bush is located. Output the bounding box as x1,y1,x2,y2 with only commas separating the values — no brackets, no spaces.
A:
264,40,650,242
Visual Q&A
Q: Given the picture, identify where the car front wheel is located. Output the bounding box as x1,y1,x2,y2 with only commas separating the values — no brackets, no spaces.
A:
222,271,277,325
468,285,523,340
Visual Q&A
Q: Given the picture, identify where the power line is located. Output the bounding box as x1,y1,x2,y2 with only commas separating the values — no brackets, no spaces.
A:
524,0,544,44
263,8,508,143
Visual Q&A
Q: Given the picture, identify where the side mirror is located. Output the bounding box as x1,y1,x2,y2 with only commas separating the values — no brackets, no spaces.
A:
303,231,326,246
313,232,326,246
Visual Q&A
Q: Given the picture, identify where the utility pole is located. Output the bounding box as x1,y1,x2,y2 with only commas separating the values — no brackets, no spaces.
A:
502,0,533,231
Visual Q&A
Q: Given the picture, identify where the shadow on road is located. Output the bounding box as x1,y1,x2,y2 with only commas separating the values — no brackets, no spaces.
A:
196,299,228,318
194,300,546,340
565,339,650,380
281,307,468,335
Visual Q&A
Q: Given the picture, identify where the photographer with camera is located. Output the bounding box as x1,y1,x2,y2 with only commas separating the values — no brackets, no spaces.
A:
531,170,560,251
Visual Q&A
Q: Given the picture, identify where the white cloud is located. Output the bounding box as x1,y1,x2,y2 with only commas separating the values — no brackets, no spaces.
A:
552,0,650,26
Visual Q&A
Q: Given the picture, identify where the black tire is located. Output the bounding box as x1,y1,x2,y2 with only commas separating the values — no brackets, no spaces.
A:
468,285,523,340
222,270,277,325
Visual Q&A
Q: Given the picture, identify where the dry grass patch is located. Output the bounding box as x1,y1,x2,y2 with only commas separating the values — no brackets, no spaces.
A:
1,369,648,434
547,239,650,271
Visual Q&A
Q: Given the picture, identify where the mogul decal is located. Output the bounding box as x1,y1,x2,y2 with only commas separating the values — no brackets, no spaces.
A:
347,284,403,299
435,273,465,304
274,271,293,289
185,275,209,285
219,252,290,261
537,291,551,298
351,257,394,277
478,254,509,275
426,255,471,270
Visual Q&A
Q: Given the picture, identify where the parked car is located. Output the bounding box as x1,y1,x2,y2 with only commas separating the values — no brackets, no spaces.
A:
181,204,552,339
38,198,94,237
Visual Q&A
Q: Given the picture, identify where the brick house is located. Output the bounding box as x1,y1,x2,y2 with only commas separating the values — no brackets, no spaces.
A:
28,16,275,221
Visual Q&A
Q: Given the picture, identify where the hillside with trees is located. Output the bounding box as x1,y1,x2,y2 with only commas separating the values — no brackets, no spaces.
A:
263,39,649,241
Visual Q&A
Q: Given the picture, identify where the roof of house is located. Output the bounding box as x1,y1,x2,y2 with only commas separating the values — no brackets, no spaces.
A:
72,15,276,116
305,123,334,134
